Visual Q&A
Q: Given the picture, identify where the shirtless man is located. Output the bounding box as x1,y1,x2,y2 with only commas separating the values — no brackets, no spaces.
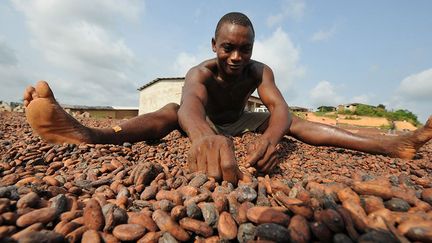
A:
24,12,432,184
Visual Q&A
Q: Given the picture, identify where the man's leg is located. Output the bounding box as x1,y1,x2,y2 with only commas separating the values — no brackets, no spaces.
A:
24,81,179,145
286,115,432,159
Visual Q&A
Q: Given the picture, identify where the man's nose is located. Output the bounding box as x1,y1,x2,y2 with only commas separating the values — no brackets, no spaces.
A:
230,51,241,61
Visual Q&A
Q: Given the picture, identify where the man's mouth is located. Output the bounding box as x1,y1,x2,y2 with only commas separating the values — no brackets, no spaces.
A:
228,64,242,70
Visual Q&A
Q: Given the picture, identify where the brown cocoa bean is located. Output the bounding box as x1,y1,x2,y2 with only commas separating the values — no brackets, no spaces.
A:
112,223,146,241
83,199,104,231
217,211,237,240
16,191,40,209
11,222,44,240
16,207,57,227
137,231,163,243
127,211,158,232
65,225,87,242
179,217,213,237
152,209,190,242
81,229,101,243
247,206,290,226
288,214,311,243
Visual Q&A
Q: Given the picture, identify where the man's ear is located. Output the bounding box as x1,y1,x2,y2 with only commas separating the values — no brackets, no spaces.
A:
211,38,216,52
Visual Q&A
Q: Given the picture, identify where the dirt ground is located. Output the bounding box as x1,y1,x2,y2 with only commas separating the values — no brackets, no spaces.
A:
303,112,417,134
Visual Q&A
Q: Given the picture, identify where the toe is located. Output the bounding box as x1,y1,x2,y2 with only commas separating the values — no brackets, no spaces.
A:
425,116,432,128
35,80,54,98
23,86,36,105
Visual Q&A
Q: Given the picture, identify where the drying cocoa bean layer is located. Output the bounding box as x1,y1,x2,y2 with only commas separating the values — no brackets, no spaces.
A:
1,112,431,243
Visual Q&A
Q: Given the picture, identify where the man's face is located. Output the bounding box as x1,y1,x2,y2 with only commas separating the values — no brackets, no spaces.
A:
212,23,254,76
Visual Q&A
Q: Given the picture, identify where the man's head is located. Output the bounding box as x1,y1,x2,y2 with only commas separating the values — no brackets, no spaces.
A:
212,12,255,77
214,12,255,41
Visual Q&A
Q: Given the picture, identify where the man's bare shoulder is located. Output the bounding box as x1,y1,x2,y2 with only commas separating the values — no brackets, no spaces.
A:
247,59,270,80
186,58,217,82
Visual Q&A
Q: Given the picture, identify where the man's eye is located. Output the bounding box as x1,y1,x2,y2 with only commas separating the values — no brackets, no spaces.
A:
242,47,252,53
223,47,233,52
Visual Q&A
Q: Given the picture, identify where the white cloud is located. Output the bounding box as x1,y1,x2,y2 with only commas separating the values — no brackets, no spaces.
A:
253,28,305,94
350,94,370,104
396,68,432,102
172,45,214,77
267,0,306,27
0,38,35,102
391,68,432,122
309,80,343,107
11,0,142,106
310,25,337,42
173,53,199,77
0,38,18,66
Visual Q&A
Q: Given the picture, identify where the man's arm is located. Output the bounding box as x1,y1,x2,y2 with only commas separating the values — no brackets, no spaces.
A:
258,64,291,143
246,64,291,173
178,67,242,183
178,67,214,141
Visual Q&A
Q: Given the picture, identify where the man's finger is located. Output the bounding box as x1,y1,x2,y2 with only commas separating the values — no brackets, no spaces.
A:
256,145,276,170
261,155,278,174
196,147,207,173
207,147,222,181
245,142,268,166
188,150,198,172
220,143,238,184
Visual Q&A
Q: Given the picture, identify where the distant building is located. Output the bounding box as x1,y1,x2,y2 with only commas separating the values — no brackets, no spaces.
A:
137,77,184,115
290,106,310,112
0,101,12,112
62,105,138,119
316,106,336,112
138,77,264,115
337,103,375,113
254,105,268,113
0,101,24,113
246,95,264,112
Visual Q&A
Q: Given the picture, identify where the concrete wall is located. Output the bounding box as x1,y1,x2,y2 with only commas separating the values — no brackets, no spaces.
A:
139,81,183,115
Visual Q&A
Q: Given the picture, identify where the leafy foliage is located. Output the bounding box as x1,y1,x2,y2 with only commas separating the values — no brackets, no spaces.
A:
338,104,420,126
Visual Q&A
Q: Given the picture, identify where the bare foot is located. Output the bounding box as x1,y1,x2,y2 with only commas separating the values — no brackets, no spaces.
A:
24,81,93,144
390,116,432,159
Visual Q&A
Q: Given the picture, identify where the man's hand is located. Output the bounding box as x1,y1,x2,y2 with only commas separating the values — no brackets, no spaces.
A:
245,136,279,174
188,135,243,184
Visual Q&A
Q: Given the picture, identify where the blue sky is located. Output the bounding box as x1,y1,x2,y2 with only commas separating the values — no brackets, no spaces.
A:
1,0,431,122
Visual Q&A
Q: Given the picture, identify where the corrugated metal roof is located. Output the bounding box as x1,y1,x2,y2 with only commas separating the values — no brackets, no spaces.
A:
137,77,185,91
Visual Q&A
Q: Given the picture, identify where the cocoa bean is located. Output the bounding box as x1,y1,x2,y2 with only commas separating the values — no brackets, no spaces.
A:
127,211,158,232
16,230,65,243
65,225,87,242
255,223,290,242
179,217,213,237
112,224,146,241
16,192,40,209
246,206,290,226
288,215,311,243
83,199,104,230
137,231,163,243
217,211,237,240
16,207,57,227
81,229,102,243
152,209,190,242
11,222,44,240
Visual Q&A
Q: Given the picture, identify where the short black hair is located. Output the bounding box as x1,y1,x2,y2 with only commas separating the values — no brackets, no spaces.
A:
215,12,255,39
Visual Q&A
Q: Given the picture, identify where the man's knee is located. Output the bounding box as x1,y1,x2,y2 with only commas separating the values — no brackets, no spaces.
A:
161,103,180,113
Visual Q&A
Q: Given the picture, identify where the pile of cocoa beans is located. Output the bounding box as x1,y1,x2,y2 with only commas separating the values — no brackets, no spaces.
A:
1,112,432,242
